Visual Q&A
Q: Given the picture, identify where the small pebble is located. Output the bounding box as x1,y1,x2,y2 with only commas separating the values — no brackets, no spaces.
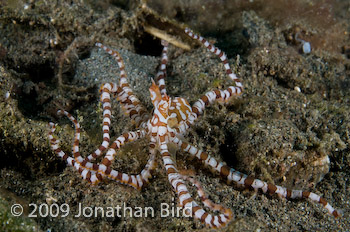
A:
5,91,10,99
302,41,311,54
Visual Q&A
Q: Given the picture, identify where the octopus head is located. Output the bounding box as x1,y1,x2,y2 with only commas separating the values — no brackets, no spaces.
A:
149,80,191,128
149,79,170,116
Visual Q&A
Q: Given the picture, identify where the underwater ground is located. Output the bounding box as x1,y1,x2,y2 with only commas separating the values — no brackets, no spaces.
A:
0,0,349,231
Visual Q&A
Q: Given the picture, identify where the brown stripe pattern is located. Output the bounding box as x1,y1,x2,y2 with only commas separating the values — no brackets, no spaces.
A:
172,137,341,218
48,27,340,230
184,28,243,128
156,40,169,97
95,42,150,127
48,110,156,189
160,142,232,228
85,82,117,161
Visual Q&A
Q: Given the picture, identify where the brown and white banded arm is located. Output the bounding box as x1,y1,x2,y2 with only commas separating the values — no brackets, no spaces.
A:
182,175,232,215
173,137,341,218
84,82,119,161
160,142,232,228
48,111,156,189
156,40,169,97
96,43,150,127
183,28,243,129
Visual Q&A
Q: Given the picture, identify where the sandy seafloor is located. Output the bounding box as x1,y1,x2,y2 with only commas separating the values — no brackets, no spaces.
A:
0,0,349,231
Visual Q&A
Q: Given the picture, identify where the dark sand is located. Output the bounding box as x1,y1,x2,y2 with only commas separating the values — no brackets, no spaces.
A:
0,1,349,231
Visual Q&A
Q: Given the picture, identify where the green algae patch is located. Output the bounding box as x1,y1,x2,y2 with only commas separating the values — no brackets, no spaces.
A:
0,190,39,232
